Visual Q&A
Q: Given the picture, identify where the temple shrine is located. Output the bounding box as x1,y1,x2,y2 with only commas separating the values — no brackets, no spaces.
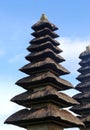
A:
5,14,84,130
71,46,90,130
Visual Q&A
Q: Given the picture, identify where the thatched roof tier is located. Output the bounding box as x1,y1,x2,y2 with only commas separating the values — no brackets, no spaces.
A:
76,73,90,82
27,41,62,53
70,102,90,115
11,86,79,108
30,35,60,46
31,18,58,31
16,71,73,91
79,49,90,60
78,66,90,73
73,92,90,101
25,48,65,63
79,115,90,127
75,82,90,92
31,28,59,38
79,58,90,66
20,58,69,76
5,104,84,128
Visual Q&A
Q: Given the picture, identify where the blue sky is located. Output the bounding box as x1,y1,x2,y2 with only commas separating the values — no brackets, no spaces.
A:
0,1,90,130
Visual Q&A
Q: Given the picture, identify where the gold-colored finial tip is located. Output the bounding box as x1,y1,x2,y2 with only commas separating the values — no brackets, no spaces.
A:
40,14,48,21
86,45,90,51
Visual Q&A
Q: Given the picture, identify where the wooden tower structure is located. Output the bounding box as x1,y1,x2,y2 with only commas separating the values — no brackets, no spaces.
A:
71,46,90,130
5,14,84,130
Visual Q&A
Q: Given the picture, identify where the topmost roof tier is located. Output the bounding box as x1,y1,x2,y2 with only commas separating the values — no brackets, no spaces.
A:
32,14,58,31
79,46,90,59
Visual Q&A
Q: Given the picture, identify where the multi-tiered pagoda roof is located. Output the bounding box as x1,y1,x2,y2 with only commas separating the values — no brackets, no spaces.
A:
71,46,90,128
5,14,83,129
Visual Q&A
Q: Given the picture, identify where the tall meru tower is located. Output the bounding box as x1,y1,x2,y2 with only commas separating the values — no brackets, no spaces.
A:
5,14,84,130
71,46,90,130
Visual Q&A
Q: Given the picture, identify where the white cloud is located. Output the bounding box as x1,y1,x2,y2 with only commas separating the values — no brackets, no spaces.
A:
59,37,90,60
58,37,90,76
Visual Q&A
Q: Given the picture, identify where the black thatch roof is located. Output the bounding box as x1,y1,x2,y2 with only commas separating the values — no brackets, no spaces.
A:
31,15,58,31
27,41,62,53
5,104,84,128
79,46,90,59
25,48,65,63
78,66,90,73
70,102,90,115
11,86,79,108
73,91,90,101
16,71,73,91
30,35,60,46
79,115,90,127
31,28,59,38
76,73,90,82
75,82,90,92
20,57,69,76
79,58,90,66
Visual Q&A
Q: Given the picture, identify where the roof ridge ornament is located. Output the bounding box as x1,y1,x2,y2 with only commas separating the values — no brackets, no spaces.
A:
40,14,48,21
86,45,90,51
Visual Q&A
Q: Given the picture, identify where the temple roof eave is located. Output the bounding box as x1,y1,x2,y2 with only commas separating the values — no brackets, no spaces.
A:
31,20,58,31
16,71,74,91
31,27,59,38
4,104,84,128
27,41,62,54
20,57,70,76
11,86,79,108
25,48,65,63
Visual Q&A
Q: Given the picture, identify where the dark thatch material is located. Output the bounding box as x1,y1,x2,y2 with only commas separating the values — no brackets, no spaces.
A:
25,48,65,63
16,71,73,90
20,57,69,76
27,41,62,53
5,104,84,128
75,82,90,92
31,19,58,31
31,28,59,38
79,115,90,127
30,35,60,46
11,86,79,108
76,73,90,82
73,91,90,101
79,49,90,59
79,58,90,66
70,102,90,115
78,66,90,73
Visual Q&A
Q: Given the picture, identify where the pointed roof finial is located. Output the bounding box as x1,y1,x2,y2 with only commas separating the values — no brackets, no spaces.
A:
86,45,90,51
40,14,48,21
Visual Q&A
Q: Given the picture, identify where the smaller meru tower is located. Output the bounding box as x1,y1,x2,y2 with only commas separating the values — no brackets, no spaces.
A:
5,14,83,130
71,46,90,130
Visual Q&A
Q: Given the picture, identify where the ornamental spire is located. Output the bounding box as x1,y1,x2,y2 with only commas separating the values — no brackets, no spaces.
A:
86,45,90,51
40,13,48,21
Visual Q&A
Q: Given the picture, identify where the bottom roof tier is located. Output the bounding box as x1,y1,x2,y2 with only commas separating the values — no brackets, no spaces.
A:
5,104,84,128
